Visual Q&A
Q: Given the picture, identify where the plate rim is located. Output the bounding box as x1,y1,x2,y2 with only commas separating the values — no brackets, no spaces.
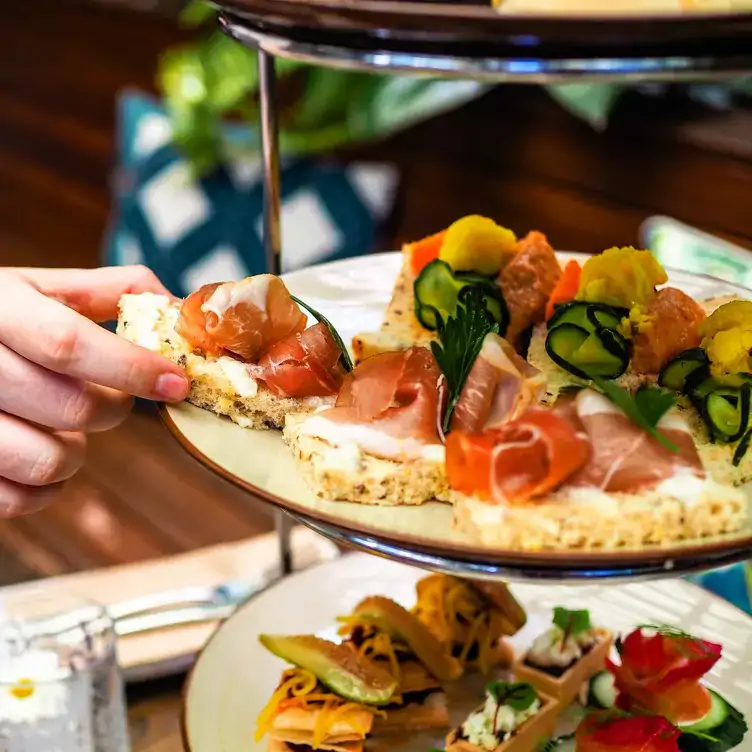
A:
159,251,752,569
179,552,752,752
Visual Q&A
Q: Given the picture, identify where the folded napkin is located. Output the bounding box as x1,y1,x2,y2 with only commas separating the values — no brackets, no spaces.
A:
1,527,339,682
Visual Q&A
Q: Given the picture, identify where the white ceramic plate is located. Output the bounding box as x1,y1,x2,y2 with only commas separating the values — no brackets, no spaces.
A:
162,252,752,576
183,552,752,752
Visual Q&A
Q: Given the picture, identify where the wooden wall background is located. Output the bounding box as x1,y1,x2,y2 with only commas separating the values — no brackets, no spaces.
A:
2,0,752,585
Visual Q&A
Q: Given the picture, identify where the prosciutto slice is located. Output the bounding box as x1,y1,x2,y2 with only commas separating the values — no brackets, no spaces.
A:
318,347,444,459
177,275,307,362
250,322,345,399
565,390,705,493
451,333,543,434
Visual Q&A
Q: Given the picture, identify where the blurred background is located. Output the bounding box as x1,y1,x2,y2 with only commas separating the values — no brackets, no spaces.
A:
3,0,752,587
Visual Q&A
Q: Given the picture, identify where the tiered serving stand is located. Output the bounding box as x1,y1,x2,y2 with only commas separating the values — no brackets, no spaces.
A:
185,0,752,582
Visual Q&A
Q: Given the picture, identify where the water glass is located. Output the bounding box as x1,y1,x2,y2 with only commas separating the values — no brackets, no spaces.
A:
0,588,131,752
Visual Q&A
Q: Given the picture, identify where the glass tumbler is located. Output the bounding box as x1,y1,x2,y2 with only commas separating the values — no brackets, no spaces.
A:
0,588,131,752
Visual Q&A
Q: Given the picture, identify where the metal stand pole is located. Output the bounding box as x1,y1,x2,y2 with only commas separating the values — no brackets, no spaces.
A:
259,47,293,575
258,48,283,278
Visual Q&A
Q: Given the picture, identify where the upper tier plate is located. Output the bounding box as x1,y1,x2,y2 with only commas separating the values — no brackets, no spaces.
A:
161,252,752,581
217,0,752,80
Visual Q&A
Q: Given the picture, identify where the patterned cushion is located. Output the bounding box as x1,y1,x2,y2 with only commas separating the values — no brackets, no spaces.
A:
103,91,398,296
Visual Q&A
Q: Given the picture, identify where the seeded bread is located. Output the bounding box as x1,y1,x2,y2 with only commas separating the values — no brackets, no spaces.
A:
116,293,330,429
352,250,437,364
451,481,749,551
283,413,449,505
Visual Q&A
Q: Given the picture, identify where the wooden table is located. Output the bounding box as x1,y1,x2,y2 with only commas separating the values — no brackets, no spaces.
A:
4,1,752,749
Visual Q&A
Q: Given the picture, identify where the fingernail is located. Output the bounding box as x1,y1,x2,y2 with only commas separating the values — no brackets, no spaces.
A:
155,373,189,402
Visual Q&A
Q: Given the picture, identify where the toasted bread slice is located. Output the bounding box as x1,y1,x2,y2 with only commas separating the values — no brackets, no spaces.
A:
371,691,450,735
116,293,332,429
269,733,362,752
452,479,749,551
282,412,448,506
352,250,437,364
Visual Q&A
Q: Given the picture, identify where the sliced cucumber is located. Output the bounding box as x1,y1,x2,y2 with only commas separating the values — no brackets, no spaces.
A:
413,259,509,333
698,383,751,444
659,348,710,393
545,324,628,381
539,735,576,752
586,671,617,710
547,301,626,334
678,690,748,752
733,428,752,467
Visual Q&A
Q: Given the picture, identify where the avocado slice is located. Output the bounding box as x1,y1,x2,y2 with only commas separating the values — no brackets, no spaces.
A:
258,634,397,706
352,596,463,682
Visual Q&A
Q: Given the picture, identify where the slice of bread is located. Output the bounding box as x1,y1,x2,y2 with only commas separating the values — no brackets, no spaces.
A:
352,250,437,364
283,413,449,506
452,478,749,551
116,293,332,429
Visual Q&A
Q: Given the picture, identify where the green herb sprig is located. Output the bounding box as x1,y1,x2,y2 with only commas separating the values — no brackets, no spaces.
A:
431,287,498,433
587,375,678,453
291,295,353,372
553,607,592,640
485,681,538,712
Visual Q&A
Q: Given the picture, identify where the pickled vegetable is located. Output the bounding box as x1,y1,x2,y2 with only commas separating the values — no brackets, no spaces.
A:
658,348,710,393
577,247,668,309
413,259,508,332
700,300,752,375
545,323,628,380
439,215,517,276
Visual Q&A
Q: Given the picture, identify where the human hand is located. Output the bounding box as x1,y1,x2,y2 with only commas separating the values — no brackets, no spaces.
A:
0,265,190,518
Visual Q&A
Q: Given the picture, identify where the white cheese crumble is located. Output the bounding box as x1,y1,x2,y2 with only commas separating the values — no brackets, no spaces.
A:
462,693,541,750
527,625,600,669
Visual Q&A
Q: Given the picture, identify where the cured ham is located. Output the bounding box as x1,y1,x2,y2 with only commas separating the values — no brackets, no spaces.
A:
565,390,705,493
451,333,543,434
177,275,307,362
250,323,346,399
446,409,591,504
499,231,561,346
316,347,444,460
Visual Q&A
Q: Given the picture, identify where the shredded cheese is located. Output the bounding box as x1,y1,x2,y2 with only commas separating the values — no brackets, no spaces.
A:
413,575,503,674
255,667,384,747
337,617,402,679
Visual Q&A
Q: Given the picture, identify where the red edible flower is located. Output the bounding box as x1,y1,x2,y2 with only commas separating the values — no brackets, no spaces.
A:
575,712,681,752
607,627,721,723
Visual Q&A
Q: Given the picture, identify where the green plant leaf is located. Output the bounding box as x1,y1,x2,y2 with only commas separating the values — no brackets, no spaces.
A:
179,0,216,27
553,607,591,636
485,681,538,711
587,375,678,453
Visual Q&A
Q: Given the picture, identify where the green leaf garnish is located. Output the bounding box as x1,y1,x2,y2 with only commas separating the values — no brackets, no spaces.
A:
553,607,592,639
587,375,678,453
431,287,499,433
486,681,538,711
291,295,353,373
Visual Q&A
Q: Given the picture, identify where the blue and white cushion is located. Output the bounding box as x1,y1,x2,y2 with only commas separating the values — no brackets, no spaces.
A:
103,91,398,296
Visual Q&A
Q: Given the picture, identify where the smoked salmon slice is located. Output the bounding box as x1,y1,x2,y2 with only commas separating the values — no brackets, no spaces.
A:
321,347,444,460
451,333,543,434
575,713,681,752
446,408,591,504
250,322,345,399
177,275,307,362
565,390,704,493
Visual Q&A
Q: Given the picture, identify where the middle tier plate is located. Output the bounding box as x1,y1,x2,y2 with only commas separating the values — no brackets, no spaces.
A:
161,252,752,581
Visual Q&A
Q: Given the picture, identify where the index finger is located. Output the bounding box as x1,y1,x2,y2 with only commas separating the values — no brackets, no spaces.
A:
0,278,189,401
7,265,176,322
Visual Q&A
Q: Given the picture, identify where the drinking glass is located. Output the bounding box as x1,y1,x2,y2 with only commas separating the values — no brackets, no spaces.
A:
0,588,130,752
